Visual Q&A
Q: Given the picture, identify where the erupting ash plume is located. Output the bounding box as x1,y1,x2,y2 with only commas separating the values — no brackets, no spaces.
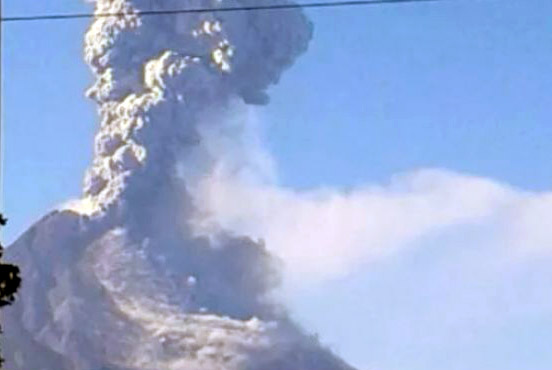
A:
80,0,312,215
3,0,357,369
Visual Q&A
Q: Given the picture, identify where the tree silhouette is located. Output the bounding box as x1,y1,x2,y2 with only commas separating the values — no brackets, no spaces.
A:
0,214,21,367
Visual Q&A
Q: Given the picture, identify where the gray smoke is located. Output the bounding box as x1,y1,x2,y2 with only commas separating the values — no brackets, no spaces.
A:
3,1,357,369
81,0,312,216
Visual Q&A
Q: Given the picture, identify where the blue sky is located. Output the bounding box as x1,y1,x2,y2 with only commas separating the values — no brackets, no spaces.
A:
3,1,552,369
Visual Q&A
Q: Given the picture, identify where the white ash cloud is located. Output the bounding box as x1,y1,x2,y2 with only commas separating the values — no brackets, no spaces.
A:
185,107,552,284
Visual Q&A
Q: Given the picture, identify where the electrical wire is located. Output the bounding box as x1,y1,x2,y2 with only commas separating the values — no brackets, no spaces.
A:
1,0,446,23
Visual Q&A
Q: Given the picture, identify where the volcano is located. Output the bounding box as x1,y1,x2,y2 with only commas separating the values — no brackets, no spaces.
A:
3,1,359,369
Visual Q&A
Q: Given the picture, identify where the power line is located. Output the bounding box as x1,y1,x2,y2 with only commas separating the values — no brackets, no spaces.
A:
1,0,445,23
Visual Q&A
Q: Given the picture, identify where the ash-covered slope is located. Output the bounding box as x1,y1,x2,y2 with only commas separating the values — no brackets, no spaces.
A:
3,1,358,369
4,210,356,370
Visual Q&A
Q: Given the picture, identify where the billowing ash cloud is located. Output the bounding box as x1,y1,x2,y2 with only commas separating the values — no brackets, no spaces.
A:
3,1,357,369
80,0,312,215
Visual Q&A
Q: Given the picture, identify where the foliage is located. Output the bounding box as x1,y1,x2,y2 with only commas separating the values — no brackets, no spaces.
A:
0,215,22,367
